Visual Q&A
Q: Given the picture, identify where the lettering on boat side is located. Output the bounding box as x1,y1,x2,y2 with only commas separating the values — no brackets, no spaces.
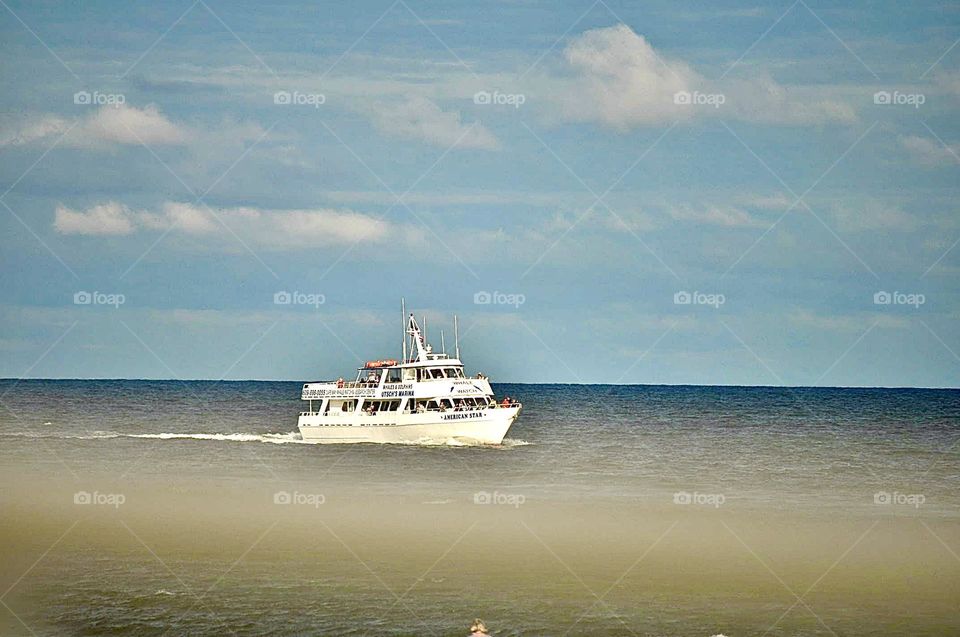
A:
302,388,375,399
441,411,484,421
380,382,414,398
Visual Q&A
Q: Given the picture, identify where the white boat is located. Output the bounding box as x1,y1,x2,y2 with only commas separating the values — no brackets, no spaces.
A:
297,308,521,444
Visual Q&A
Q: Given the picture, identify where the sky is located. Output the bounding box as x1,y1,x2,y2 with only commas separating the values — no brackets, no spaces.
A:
0,0,958,386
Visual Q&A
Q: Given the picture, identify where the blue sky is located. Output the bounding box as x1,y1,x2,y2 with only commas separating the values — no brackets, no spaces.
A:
1,0,958,386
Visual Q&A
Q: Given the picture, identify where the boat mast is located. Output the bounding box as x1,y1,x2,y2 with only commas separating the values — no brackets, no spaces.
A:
401,298,407,362
407,313,429,363
454,314,460,360
440,329,446,354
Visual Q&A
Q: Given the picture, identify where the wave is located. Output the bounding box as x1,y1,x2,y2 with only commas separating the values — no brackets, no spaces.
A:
0,430,311,444
0,430,532,448
125,431,312,444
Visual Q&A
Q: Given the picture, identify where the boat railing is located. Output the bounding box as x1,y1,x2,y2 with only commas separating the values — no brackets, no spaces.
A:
300,402,519,418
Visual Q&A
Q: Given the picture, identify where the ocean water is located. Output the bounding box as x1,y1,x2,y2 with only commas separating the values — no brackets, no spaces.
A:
0,380,958,636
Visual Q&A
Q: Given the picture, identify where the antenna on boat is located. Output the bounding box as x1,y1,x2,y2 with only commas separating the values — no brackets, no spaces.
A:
401,298,407,362
440,329,446,354
454,314,460,360
422,315,427,349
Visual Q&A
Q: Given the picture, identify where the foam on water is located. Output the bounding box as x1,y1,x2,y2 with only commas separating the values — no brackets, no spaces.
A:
1,429,532,448
125,431,312,444
0,430,310,443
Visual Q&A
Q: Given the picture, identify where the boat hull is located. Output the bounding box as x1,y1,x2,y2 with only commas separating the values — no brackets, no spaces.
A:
297,407,520,444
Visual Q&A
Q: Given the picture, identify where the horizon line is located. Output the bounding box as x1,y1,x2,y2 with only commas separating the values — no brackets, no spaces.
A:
0,378,957,390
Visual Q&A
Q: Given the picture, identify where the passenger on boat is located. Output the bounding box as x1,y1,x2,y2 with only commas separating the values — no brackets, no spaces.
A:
501,396,510,408
336,377,344,388
469,619,489,636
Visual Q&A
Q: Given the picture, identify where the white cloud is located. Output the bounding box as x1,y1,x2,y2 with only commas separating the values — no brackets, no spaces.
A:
0,115,70,146
0,105,188,149
150,202,222,234
788,310,909,331
935,71,960,99
900,135,960,166
667,203,759,227
720,76,856,125
736,193,793,210
830,200,915,232
54,201,136,235
553,24,855,129
53,200,396,248
79,104,187,146
558,24,696,129
368,95,500,150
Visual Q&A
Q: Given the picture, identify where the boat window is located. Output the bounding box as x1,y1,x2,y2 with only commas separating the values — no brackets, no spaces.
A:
430,368,443,379
361,399,398,414
402,368,416,381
